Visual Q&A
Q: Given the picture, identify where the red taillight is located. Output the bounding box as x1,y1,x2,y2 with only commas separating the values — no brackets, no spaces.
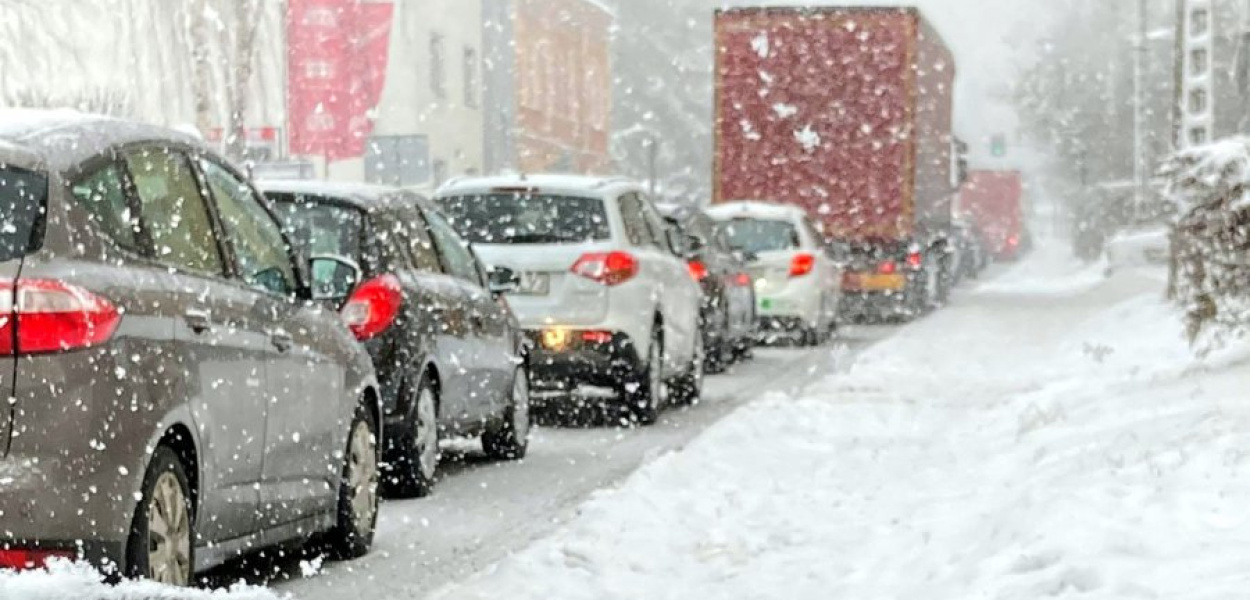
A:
0,548,74,570
906,252,923,270
570,252,639,286
0,279,121,356
1007,235,1020,248
789,253,815,277
580,330,614,344
687,260,709,282
877,260,898,275
342,275,403,341
735,272,752,287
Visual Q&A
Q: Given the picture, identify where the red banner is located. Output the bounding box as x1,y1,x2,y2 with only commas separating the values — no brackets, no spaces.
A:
287,0,394,160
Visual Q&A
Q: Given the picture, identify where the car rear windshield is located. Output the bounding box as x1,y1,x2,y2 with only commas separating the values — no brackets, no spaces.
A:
718,218,799,254
436,194,610,244
268,194,366,264
0,165,47,262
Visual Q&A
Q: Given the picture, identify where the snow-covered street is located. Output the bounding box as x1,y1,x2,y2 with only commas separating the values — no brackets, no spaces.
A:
425,243,1250,599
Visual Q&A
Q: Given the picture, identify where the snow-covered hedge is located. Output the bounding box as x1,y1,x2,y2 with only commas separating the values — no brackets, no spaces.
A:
1162,137,1250,342
0,560,283,600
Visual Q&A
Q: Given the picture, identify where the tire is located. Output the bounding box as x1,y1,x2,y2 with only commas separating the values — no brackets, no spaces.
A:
385,375,440,498
326,404,380,560
625,326,664,425
482,367,531,460
126,446,194,586
671,333,705,405
704,306,730,374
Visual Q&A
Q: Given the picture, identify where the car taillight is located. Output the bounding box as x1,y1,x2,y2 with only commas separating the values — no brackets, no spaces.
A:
735,272,752,287
0,548,74,570
1007,235,1020,248
789,253,815,277
0,279,121,356
570,252,639,286
877,260,898,275
906,251,923,270
341,275,403,341
687,260,709,282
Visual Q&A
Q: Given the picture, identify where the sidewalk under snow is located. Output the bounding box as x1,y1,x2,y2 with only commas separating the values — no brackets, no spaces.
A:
434,244,1250,599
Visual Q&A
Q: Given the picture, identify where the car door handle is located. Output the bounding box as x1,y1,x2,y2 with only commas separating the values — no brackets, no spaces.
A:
271,330,294,352
184,309,212,334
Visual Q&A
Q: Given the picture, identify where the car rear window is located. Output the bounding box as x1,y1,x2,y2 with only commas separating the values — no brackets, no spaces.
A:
0,165,47,262
436,193,610,244
268,193,366,265
717,218,799,254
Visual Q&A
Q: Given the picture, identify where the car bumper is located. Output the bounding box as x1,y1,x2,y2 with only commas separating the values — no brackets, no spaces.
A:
525,329,642,393
753,282,823,326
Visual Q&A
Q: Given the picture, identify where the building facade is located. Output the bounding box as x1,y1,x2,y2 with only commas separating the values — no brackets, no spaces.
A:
483,0,613,175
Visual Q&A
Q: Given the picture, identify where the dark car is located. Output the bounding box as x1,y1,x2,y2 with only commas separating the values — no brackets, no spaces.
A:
657,204,756,371
262,181,531,498
0,111,381,584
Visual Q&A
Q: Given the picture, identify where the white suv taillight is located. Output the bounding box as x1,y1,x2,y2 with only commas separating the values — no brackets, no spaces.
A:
341,275,403,341
570,252,639,286
0,279,121,356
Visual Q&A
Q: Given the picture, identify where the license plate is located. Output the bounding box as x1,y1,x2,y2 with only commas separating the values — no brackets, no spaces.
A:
516,272,550,295
844,273,905,292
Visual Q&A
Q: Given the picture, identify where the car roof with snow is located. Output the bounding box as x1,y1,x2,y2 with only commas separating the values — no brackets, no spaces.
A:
435,173,644,199
260,179,431,212
0,109,203,172
705,201,808,223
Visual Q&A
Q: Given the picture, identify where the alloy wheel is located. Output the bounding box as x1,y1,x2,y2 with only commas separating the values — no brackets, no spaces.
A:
346,420,379,534
147,472,191,586
415,387,439,479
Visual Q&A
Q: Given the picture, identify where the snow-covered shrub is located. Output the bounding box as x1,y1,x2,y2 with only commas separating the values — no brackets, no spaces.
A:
1161,137,1250,343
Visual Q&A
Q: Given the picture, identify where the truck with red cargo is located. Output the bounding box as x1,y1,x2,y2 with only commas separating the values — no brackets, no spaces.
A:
959,170,1026,261
713,6,959,319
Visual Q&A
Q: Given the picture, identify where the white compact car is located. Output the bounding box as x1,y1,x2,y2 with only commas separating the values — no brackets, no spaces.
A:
707,202,842,345
434,175,704,424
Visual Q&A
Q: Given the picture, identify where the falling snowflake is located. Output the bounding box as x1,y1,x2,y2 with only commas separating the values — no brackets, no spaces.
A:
773,103,798,119
751,32,769,59
795,125,821,152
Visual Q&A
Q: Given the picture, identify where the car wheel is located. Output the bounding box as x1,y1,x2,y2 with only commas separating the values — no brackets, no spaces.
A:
671,332,705,405
626,327,664,425
387,376,440,498
326,404,380,559
705,307,730,374
126,446,194,586
483,367,531,460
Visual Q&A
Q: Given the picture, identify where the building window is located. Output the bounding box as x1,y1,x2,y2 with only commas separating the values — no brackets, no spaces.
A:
365,135,432,186
1189,89,1208,114
464,47,479,108
430,33,447,99
1189,127,1208,146
1191,8,1210,37
1191,48,1209,76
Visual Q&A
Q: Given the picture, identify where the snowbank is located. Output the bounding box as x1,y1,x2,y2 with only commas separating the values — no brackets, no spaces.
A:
433,247,1250,599
0,560,284,600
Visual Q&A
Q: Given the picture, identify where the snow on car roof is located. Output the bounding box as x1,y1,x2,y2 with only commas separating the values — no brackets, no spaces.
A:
705,201,807,222
435,173,643,197
0,108,114,140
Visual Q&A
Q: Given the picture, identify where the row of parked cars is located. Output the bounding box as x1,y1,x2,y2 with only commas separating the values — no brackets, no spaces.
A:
0,112,847,586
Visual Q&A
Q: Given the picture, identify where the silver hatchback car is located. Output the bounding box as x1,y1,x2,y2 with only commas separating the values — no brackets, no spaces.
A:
0,111,381,584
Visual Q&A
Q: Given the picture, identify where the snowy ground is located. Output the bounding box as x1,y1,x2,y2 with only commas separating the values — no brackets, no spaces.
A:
429,242,1250,599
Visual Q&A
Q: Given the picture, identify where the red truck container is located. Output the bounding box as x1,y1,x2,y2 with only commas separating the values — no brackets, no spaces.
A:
959,170,1025,261
713,6,957,317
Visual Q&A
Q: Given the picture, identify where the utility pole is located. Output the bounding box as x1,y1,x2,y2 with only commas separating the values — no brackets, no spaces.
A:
1132,0,1148,209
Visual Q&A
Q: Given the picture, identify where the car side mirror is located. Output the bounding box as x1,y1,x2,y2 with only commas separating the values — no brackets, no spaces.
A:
488,265,521,297
309,254,362,304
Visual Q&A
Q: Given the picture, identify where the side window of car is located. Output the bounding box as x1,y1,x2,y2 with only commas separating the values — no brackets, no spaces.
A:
638,197,670,249
426,210,481,284
401,205,444,272
200,158,296,296
124,147,224,276
618,194,650,246
68,162,141,252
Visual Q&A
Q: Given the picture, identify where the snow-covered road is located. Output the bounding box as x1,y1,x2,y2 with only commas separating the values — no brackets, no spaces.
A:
216,329,894,599
428,245,1250,599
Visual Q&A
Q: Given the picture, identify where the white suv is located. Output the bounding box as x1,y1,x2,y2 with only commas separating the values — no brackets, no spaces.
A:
434,175,704,423
707,201,842,345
